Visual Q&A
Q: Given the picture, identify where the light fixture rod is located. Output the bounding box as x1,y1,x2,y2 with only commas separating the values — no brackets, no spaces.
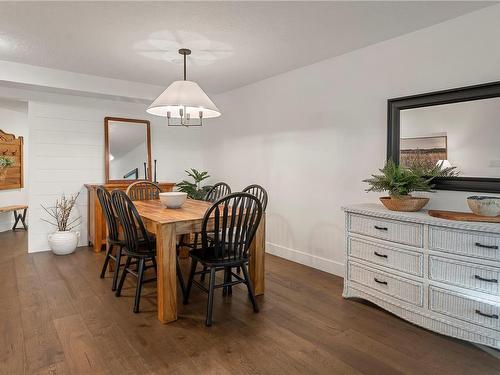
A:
183,52,186,80
178,48,191,81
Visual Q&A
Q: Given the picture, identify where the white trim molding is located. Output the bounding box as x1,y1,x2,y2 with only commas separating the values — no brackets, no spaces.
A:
266,241,345,277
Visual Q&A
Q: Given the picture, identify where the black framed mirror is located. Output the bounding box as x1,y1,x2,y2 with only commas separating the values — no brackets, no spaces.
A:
387,81,500,193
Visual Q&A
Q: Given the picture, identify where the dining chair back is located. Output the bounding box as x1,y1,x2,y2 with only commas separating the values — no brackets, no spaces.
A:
126,180,161,201
111,190,154,256
97,186,119,242
204,182,231,202
242,184,268,211
96,186,123,291
201,192,263,264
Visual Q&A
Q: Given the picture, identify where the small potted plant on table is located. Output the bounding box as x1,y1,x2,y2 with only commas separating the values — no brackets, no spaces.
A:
363,160,457,212
176,169,212,199
42,193,81,255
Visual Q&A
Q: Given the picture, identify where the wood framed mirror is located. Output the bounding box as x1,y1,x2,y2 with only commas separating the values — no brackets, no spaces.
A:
104,117,152,183
387,81,500,193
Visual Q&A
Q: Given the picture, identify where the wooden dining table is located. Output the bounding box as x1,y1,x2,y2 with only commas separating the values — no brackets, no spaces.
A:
134,198,266,324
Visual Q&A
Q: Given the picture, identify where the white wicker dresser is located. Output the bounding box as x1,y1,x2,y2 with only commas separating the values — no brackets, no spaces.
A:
343,203,500,349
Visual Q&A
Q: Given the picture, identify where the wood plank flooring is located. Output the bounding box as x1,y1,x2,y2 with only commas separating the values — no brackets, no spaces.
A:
1,230,499,374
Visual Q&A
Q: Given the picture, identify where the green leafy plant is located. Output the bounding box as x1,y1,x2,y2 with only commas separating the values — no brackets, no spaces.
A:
176,169,212,200
363,160,458,198
0,156,13,168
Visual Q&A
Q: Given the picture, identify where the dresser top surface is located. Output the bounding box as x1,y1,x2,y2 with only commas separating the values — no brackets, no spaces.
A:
343,203,500,233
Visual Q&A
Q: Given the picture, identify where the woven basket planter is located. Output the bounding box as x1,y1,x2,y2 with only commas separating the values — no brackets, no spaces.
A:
380,196,429,212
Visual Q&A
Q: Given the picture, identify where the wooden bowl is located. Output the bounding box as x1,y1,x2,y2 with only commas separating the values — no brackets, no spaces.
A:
380,196,429,212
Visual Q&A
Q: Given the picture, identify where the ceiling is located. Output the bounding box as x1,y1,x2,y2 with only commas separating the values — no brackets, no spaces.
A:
0,1,494,94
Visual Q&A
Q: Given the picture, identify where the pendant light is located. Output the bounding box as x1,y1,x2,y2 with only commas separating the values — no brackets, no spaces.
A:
147,48,221,127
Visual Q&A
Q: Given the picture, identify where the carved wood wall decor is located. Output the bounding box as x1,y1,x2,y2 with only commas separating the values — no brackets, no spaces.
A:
0,130,24,190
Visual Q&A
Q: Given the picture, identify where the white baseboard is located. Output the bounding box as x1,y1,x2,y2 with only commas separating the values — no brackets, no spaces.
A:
266,242,345,277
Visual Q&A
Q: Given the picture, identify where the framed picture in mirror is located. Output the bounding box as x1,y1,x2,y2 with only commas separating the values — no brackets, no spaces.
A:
104,117,152,183
387,81,500,193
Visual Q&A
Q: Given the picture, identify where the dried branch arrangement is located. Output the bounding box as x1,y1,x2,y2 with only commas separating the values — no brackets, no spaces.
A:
41,192,81,231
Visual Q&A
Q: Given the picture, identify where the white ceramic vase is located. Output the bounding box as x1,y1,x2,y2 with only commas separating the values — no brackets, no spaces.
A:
48,231,80,255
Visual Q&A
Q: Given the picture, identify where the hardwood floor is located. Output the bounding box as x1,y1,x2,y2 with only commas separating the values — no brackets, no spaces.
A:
1,230,499,374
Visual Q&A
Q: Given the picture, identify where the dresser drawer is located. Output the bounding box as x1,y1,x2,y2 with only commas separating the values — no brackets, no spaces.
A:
348,214,423,247
429,256,500,295
430,287,500,331
348,237,423,276
348,262,423,306
430,226,500,261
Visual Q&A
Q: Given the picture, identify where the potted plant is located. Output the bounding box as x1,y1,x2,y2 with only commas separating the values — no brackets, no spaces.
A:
363,160,457,212
41,192,81,255
0,155,13,181
176,169,212,200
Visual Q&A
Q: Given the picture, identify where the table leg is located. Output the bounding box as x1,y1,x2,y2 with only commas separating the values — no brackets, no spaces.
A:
155,222,178,323
249,213,265,295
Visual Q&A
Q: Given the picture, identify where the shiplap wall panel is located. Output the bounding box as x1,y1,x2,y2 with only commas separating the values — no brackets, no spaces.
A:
28,100,103,252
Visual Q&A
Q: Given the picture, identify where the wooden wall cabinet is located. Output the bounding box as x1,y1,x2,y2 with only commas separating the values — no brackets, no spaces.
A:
0,130,24,190
85,182,175,252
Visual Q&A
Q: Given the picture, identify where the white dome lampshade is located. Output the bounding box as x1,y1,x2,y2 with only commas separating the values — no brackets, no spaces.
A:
147,80,220,118
146,48,221,127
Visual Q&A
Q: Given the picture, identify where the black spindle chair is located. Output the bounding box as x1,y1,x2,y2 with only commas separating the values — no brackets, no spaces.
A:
126,180,161,201
183,192,263,326
181,182,232,281
204,182,231,203
97,186,124,291
242,184,268,211
111,190,185,313
235,184,268,275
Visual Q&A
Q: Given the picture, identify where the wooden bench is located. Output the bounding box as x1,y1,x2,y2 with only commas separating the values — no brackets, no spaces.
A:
0,205,28,230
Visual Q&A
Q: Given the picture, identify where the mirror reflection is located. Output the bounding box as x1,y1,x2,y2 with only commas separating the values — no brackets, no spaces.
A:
400,97,500,178
106,119,150,182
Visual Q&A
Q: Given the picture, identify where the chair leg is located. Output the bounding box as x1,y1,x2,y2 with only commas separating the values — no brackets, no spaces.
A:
223,267,228,296
100,244,113,279
133,258,145,313
191,232,198,250
236,266,241,275
116,256,131,297
205,267,217,327
151,255,158,276
200,265,208,282
111,246,122,291
183,258,198,304
241,263,259,313
222,267,232,296
176,256,186,300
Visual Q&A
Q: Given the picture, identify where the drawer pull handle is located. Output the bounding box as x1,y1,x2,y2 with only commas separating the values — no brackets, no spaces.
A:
374,277,388,285
374,225,388,231
474,275,498,283
475,242,499,250
374,251,388,259
475,310,499,319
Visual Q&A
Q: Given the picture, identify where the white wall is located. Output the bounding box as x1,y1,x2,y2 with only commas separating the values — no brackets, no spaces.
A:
401,97,500,178
0,98,28,232
203,5,500,276
26,93,204,253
